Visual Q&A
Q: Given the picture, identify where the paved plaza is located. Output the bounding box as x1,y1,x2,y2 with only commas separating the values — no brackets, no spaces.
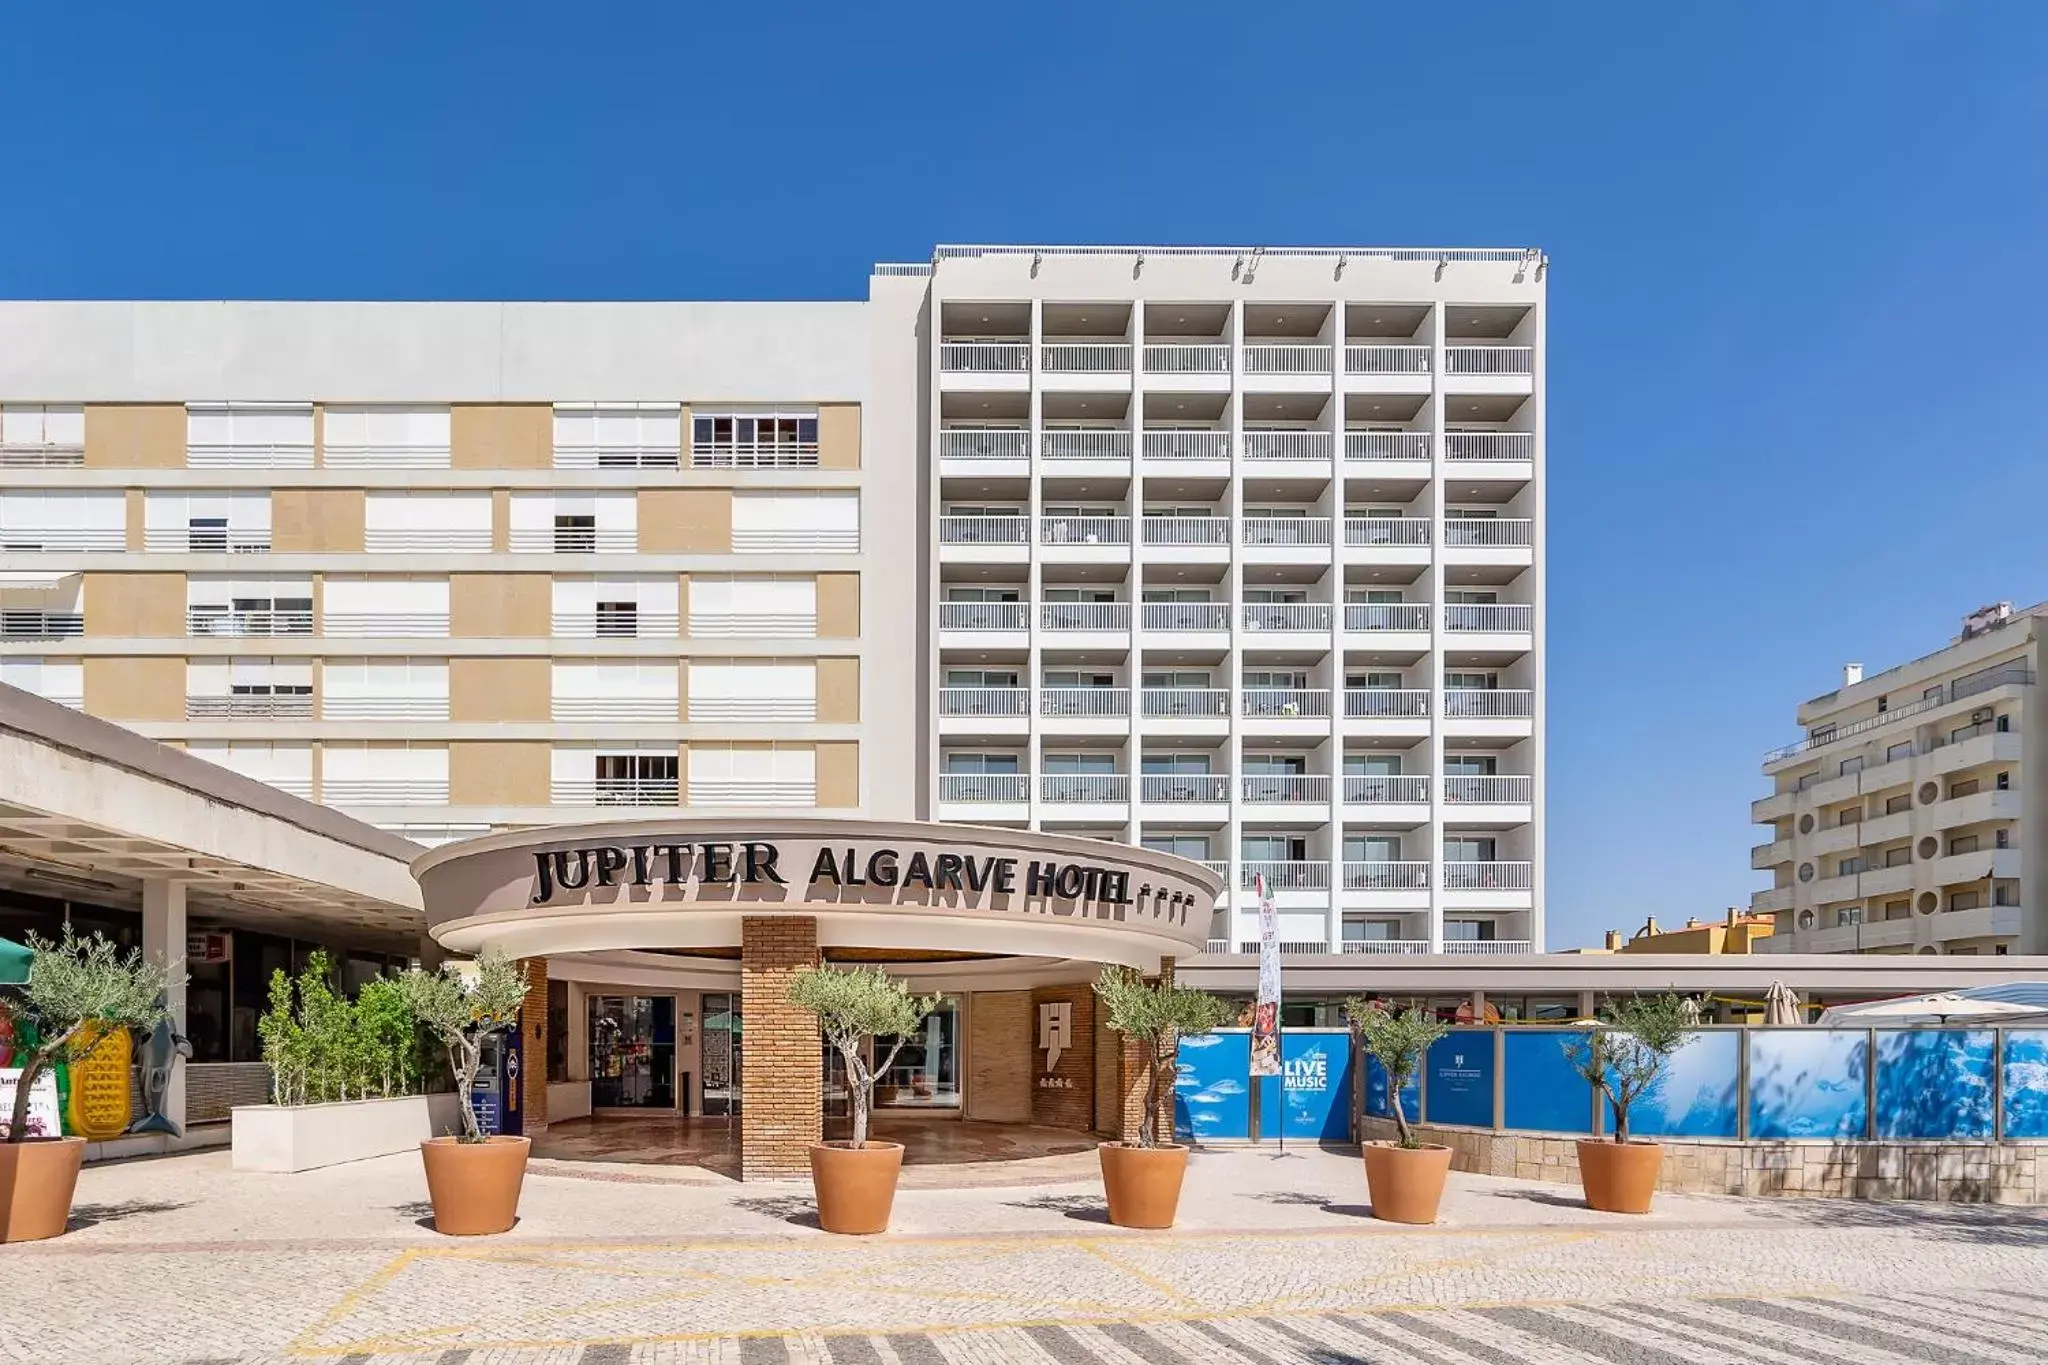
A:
5,1144,2047,1364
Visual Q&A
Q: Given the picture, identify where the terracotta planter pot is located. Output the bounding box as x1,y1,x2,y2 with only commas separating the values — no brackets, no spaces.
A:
419,1135,530,1236
1576,1138,1663,1214
808,1141,904,1235
1362,1142,1453,1225
0,1137,87,1243
1098,1142,1189,1229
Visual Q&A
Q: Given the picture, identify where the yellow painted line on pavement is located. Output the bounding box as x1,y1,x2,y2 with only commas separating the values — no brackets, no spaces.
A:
285,1246,419,1354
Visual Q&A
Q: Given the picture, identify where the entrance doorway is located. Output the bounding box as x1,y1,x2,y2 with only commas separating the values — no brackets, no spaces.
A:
589,996,678,1109
702,992,742,1117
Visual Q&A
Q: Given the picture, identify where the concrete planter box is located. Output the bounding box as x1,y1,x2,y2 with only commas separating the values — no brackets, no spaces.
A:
232,1095,440,1173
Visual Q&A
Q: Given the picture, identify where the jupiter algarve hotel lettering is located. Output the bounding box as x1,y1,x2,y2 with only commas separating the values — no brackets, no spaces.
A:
528,839,1201,924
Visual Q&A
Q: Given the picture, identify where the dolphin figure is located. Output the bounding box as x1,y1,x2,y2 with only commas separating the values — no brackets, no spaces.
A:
128,1018,193,1137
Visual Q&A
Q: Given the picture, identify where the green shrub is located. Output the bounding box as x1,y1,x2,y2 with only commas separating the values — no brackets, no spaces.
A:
1093,967,1234,1149
1562,991,1693,1144
1344,999,1449,1149
1,926,179,1143
787,964,941,1149
257,952,427,1106
398,952,529,1143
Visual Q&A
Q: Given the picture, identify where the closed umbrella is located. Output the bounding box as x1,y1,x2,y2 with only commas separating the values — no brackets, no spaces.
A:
0,936,29,987
1677,995,1703,1027
1764,980,1803,1026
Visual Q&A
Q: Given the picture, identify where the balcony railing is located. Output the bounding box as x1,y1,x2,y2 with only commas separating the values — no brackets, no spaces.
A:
688,780,816,807
939,687,1030,717
1243,861,1328,891
187,443,314,469
1344,431,1431,462
550,779,680,807
1444,518,1534,548
1444,689,1534,719
507,528,636,553
1344,344,1431,375
321,779,449,805
1244,603,1331,631
1345,518,1430,547
1444,603,1534,632
1243,689,1330,719
1140,774,1228,803
1444,431,1534,461
689,441,816,470
1142,602,1229,632
1243,343,1332,375
325,443,453,469
560,696,684,722
1342,939,1431,955
1764,663,2034,761
1142,430,1229,459
939,602,1027,631
1143,343,1230,374
940,341,1029,372
1041,516,1130,546
0,610,83,640
1040,430,1132,460
1042,773,1129,803
939,429,1029,459
1345,775,1430,804
688,612,816,638
1347,688,1430,718
686,697,813,723
1141,687,1229,718
1444,861,1533,891
939,773,1028,803
1142,517,1229,546
1344,861,1430,890
1443,939,1534,955
0,527,125,551
550,611,681,638
1242,517,1332,547
322,696,450,720
1444,775,1533,804
1241,430,1333,461
143,529,271,553
187,609,313,637
1242,775,1330,803
1346,603,1428,632
1041,687,1129,718
1041,342,1132,373
1041,602,1129,631
367,528,493,552
939,515,1029,545
323,612,450,638
0,443,84,467
734,527,858,553
1444,346,1533,376
185,694,314,720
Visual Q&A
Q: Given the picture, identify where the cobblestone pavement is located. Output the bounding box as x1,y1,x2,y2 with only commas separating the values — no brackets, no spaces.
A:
5,1147,2046,1364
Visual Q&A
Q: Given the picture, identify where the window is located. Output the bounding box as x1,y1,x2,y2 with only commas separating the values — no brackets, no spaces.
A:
1809,723,1837,746
0,406,85,462
365,493,490,551
1949,891,1982,912
1838,756,1864,777
1348,754,1404,775
0,658,82,705
1243,753,1307,775
1948,835,1980,856
185,742,314,798
686,662,815,721
143,492,272,552
187,402,314,467
557,661,684,721
1837,906,1865,926
1344,835,1401,862
1342,920,1402,942
0,492,126,550
1444,671,1498,689
1444,836,1496,861
1951,779,1980,799
1837,856,1866,876
322,577,449,636
187,577,313,637
323,406,450,468
1141,752,1212,773
1838,807,1862,826
1884,846,1911,868
553,403,681,468
1885,794,1911,815
1884,899,1911,920
1886,741,1913,762
1443,920,1497,942
692,411,819,468
689,576,817,636
1350,671,1403,689
944,752,1020,774
583,752,679,805
1143,835,1211,860
688,745,816,806
731,492,859,552
321,659,449,718
1241,835,1308,861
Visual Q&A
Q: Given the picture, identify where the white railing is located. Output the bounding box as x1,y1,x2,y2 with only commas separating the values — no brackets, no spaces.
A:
1241,517,1332,548
326,443,452,469
1347,689,1430,718
550,611,682,638
940,342,1029,373
734,528,858,553
1443,431,1534,461
1041,687,1129,718
1444,861,1534,891
1444,603,1534,632
1142,602,1229,631
184,695,314,720
550,780,679,807
1042,773,1129,803
939,773,1028,803
187,609,313,637
1141,687,1230,718
0,444,85,467
1344,344,1431,375
687,781,816,807
1142,430,1230,460
1242,689,1330,719
557,697,682,722
685,697,814,723
688,613,817,638
1347,603,1428,632
322,696,450,720
939,602,1027,631
1241,430,1334,461
1444,775,1533,804
1040,430,1132,460
1344,431,1431,461
1041,342,1132,373
939,687,1029,717
323,612,449,638
689,441,817,469
1140,774,1229,803
939,515,1029,545
1242,343,1333,375
939,429,1030,459
1344,861,1430,890
1445,346,1533,376
1345,775,1430,804
0,610,83,640
1142,517,1229,546
1244,602,1332,631
0,527,125,551
1243,861,1328,891
1143,343,1230,374
367,528,493,552
1346,518,1430,547
321,779,449,805
1242,775,1330,803
1202,860,1230,881
508,527,636,553
1041,602,1128,631
1041,516,1130,546
1762,663,2033,761
1445,689,1534,719
1444,518,1534,548
1443,940,1534,955
187,443,314,469
143,529,271,553
1342,940,1431,955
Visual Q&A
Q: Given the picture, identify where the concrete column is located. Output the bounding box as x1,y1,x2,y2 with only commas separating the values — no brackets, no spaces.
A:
1425,303,1448,953
739,915,821,1179
141,879,186,1135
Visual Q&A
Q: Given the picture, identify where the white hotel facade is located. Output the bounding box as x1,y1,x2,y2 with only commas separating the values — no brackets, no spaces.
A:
0,243,1546,958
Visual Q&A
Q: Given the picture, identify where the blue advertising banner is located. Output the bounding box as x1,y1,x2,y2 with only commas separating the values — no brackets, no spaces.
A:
1174,1030,1251,1142
1626,1029,1740,1139
1364,1055,1420,1124
1280,1031,1353,1141
1502,1030,1594,1134
1876,1030,1996,1140
1748,1029,1869,1139
2003,1031,2048,1139
1424,1030,1496,1129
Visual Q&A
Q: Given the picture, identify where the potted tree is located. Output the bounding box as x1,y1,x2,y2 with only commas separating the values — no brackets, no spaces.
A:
1345,1000,1453,1224
1093,966,1234,1229
398,952,531,1236
0,926,178,1242
786,963,940,1234
1563,991,1691,1214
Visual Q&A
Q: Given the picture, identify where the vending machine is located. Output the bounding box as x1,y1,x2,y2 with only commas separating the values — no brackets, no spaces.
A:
468,1026,524,1137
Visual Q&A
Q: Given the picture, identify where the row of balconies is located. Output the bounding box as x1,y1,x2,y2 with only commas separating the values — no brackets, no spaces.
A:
937,429,1533,463
937,342,1532,378
1238,860,1534,892
937,686,1534,720
1752,847,2024,913
0,435,823,473
1762,663,2032,766
143,609,815,640
1755,903,2022,954
937,773,1532,805
939,515,1533,548
176,694,820,723
1753,728,2023,823
1752,788,2021,869
1205,939,1538,956
938,602,1532,634
1,526,851,556
311,779,818,808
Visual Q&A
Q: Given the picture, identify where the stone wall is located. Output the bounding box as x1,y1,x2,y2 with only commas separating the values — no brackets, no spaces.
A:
517,957,549,1133
1029,985,1096,1130
964,990,1031,1124
740,915,822,1179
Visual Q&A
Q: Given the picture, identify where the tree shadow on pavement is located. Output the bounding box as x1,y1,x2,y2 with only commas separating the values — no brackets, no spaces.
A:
1003,1192,1111,1223
1742,1197,2048,1246
67,1198,192,1230
733,1195,822,1229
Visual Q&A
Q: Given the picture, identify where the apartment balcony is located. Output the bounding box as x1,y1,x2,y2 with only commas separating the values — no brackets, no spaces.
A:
937,342,1030,388
551,443,681,470
1241,430,1333,463
1040,342,1133,376
557,696,684,722
1443,519,1535,567
1928,728,2025,777
688,780,816,808
1243,861,1330,893
321,442,449,470
184,694,314,720
1343,861,1430,891
1040,687,1129,721
143,529,271,554
188,442,314,469
187,609,313,637
0,610,83,641
939,602,1028,634
1932,788,2023,831
1242,689,1331,721
1141,430,1230,461
322,696,451,720
1442,775,1533,807
0,527,125,552
1345,602,1428,634
1345,775,1431,806
1341,939,1432,956
1935,904,2024,942
687,696,812,722
550,779,680,807
1139,687,1230,722
1797,917,1917,954
1443,347,1535,390
1041,773,1130,805
1039,515,1131,549
1242,775,1331,804
737,520,854,552
1930,847,2021,888
1444,861,1534,892
689,611,817,639
1444,690,1535,736
688,438,817,471
939,428,1031,462
1443,940,1535,955
1241,343,1333,388
1444,603,1534,635
364,528,492,553
939,687,1030,719
1040,430,1132,462
938,516,1030,557
0,442,84,468
1139,773,1229,805
1140,603,1229,635
1243,602,1332,633
1041,602,1130,633
1344,519,1431,564
507,528,635,554
550,611,682,639
1241,517,1332,554
938,773,1029,804
1141,518,1230,559
324,612,451,638
1142,343,1230,378
1443,431,1535,464
1752,886,1793,914
1764,667,2032,766
1343,344,1432,380
1344,431,1432,465
322,779,450,805
1345,689,1431,723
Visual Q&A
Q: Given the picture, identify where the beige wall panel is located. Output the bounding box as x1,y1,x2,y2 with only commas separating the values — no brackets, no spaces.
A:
817,403,861,470
83,405,185,469
815,741,858,808
449,741,551,806
816,657,860,724
83,572,186,636
83,657,184,721
639,489,730,553
491,489,511,552
123,489,144,550
451,405,553,470
311,403,326,468
816,572,860,638
449,658,550,723
449,574,550,637
271,489,365,553
965,991,1032,1124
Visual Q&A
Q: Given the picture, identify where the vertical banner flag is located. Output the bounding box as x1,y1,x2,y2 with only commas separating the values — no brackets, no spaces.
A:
1250,873,1281,1076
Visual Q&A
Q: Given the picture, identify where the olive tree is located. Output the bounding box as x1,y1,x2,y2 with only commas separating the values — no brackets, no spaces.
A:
1093,967,1235,1149
787,964,941,1149
397,952,529,1142
2,927,180,1143
1563,991,1693,1144
1344,999,1448,1149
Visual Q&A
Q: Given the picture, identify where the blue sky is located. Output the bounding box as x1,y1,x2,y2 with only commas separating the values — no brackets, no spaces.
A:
5,3,2045,948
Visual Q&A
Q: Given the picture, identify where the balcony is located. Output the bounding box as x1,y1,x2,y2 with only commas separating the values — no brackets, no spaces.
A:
1935,904,2024,942
1142,517,1229,547
323,696,450,720
187,609,313,637
1443,939,1534,955
1764,664,2032,763
552,444,680,470
1040,342,1132,374
1140,603,1228,632
939,515,1029,546
1344,775,1430,804
1041,602,1129,632
1345,431,1431,462
185,694,314,720
1932,788,2023,831
939,773,1029,804
1243,689,1330,719
1241,517,1331,549
688,612,816,638
1346,603,1428,632
1341,940,1431,955
1242,775,1330,803
1142,343,1229,375
1040,430,1132,461
1445,689,1534,719
1042,773,1130,804
688,780,816,808
1140,687,1230,719
939,602,1027,632
688,439,816,470
188,441,314,469
1040,688,1129,719
0,442,84,468
0,527,125,551
939,428,1030,460
1241,430,1333,462
1444,861,1533,891
550,611,682,639
939,687,1029,718
1243,861,1329,892
1443,775,1532,805
1444,518,1534,549
1040,516,1130,546
1345,518,1430,548
1139,773,1228,803
143,529,271,554
939,342,1029,373
367,528,492,553
1344,345,1431,376
507,528,635,554
326,441,450,469
686,695,811,722
324,612,451,638
0,610,83,641
1242,343,1333,376
1244,602,1332,632
550,779,680,807
563,696,685,722
1444,432,1534,462
1343,861,1429,890
1444,603,1534,633
321,779,449,805
1444,346,1533,376
1142,430,1229,460
1346,689,1430,719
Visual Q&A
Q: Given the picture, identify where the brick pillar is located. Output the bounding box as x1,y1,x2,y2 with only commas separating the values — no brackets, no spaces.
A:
741,915,821,1179
517,957,549,1133
1116,960,1178,1145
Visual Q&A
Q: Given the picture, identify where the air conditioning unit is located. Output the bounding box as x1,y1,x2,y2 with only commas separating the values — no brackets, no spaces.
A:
1971,708,1994,724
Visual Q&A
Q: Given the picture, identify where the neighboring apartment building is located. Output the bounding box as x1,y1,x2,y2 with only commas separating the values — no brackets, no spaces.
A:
0,241,1546,954
1753,601,2045,955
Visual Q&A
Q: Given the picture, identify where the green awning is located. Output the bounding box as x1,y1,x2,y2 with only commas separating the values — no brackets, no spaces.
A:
0,936,30,987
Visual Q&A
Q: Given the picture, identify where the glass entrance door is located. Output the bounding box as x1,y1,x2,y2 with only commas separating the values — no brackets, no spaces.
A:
588,996,678,1108
877,996,961,1109
702,992,742,1117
